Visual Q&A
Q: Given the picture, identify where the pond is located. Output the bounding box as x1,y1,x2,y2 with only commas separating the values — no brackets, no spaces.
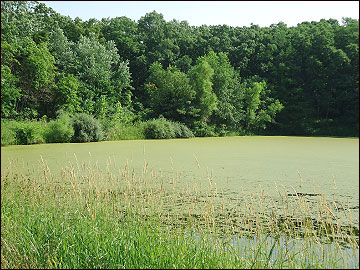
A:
2,136,359,226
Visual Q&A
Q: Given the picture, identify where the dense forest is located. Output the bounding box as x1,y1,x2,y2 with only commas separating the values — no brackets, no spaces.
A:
1,1,359,140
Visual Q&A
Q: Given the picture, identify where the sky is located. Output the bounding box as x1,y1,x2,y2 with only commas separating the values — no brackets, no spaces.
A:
40,1,359,27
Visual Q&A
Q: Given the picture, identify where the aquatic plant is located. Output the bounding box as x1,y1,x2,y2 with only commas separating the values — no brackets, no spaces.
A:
1,156,358,268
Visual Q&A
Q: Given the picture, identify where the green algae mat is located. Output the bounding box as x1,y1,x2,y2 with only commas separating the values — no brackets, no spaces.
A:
2,136,359,225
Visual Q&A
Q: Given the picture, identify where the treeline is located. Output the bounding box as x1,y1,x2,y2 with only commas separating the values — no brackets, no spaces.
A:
1,1,359,138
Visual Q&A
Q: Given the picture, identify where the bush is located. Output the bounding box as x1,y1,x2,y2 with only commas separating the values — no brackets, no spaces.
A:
71,113,103,143
172,121,194,138
44,113,74,143
1,119,16,146
10,120,46,145
192,121,217,137
143,117,193,139
14,123,32,145
143,118,175,139
1,119,47,146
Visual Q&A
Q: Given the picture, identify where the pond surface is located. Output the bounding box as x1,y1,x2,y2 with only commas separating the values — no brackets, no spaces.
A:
2,136,359,224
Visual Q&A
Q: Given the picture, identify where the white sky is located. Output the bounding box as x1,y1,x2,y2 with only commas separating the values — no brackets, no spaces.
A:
40,1,359,27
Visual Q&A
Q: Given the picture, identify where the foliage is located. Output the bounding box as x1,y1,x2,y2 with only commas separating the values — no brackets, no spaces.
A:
143,118,176,139
0,1,358,137
101,120,145,141
198,51,242,132
17,38,57,117
74,33,117,87
71,113,103,143
143,117,193,139
1,119,16,146
241,78,283,132
1,1,42,43
101,16,142,62
48,27,75,73
54,73,82,114
192,121,217,137
188,59,217,122
1,65,21,118
44,112,74,143
172,121,195,138
111,102,136,123
145,62,196,123
5,120,47,145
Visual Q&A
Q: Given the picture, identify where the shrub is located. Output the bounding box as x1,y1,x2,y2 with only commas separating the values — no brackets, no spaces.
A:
14,123,32,145
172,121,194,138
192,121,217,137
71,113,103,143
1,119,47,146
44,113,74,143
143,118,175,139
143,117,193,139
10,120,46,145
1,119,16,146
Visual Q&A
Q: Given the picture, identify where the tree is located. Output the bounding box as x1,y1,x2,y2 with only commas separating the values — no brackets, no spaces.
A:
48,27,76,75
55,73,81,114
74,33,117,88
188,58,217,123
1,1,358,136
1,1,41,43
101,16,142,62
198,51,239,131
137,11,167,65
72,33,132,113
1,65,21,118
240,77,283,133
14,38,56,118
145,62,196,123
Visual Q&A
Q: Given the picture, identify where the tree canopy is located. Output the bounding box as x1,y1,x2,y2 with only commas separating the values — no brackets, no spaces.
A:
1,1,358,136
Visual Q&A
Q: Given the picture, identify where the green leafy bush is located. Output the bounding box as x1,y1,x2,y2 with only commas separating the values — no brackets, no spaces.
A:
71,113,103,143
143,118,175,139
44,113,74,143
192,121,217,137
1,119,16,146
172,121,194,138
143,118,193,139
14,123,32,145
11,121,46,145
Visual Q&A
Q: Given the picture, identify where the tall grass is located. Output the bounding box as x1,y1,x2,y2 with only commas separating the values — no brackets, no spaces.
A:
1,156,358,269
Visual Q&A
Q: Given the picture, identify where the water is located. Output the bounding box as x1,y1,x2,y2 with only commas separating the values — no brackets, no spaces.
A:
2,136,358,224
187,231,359,268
